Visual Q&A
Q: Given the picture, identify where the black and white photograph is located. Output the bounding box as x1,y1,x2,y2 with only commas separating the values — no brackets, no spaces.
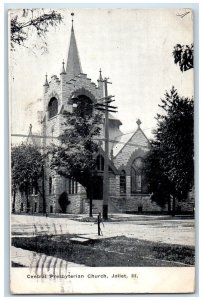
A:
9,7,195,294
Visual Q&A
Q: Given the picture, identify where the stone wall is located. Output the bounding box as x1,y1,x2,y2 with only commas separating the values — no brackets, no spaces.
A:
67,194,86,214
13,191,43,213
109,194,168,213
125,195,168,212
13,190,24,213
176,201,194,213
43,171,87,213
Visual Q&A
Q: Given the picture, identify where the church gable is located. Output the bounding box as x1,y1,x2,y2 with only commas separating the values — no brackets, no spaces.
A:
113,123,150,170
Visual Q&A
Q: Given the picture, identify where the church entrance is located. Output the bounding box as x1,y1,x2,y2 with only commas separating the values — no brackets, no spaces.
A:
92,176,103,200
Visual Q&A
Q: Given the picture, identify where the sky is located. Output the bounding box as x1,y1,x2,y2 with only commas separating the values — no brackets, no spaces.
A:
10,8,194,140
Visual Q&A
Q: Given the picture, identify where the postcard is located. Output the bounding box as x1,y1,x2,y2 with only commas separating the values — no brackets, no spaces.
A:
9,8,195,294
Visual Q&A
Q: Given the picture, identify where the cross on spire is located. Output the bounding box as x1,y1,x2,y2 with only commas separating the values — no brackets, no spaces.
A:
136,119,142,128
71,12,74,30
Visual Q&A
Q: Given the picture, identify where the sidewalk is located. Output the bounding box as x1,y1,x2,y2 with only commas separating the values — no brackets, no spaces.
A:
11,246,85,268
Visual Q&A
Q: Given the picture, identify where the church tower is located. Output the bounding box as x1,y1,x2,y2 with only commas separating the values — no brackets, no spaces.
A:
42,13,108,213
43,13,106,146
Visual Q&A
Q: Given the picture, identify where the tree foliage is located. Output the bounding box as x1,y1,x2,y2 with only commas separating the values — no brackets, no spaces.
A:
50,101,102,196
11,143,43,211
172,44,193,72
145,87,194,208
10,9,62,52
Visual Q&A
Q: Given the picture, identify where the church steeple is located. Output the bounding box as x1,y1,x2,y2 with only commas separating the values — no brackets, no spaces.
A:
60,60,66,75
97,68,104,91
66,13,82,81
43,73,49,93
43,73,49,86
99,68,103,81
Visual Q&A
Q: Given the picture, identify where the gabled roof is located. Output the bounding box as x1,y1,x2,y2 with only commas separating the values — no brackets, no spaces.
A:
112,132,135,157
112,126,150,157
66,25,83,81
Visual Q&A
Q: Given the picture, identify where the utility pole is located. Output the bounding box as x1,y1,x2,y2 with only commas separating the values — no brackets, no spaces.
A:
95,78,117,220
89,171,93,218
103,79,109,220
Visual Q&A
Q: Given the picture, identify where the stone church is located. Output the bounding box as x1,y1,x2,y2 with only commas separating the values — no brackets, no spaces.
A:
13,18,194,215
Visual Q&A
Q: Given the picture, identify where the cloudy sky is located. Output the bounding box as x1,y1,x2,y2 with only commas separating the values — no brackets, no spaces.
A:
10,8,194,139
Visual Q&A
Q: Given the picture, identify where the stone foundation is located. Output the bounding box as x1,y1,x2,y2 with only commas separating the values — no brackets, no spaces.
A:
67,194,86,214
110,195,168,213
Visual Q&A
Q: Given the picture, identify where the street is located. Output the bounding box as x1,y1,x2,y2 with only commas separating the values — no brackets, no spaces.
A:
11,213,195,246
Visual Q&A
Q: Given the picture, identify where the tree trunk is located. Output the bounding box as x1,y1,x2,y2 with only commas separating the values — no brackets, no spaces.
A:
26,185,30,213
167,197,171,214
89,179,93,217
12,189,16,213
172,194,176,216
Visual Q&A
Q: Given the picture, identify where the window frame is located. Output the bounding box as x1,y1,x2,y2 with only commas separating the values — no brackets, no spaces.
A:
49,177,52,195
68,178,78,195
48,97,58,119
120,170,126,195
131,157,147,194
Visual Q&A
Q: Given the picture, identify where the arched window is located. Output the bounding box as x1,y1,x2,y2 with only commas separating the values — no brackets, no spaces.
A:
48,97,58,119
120,170,126,194
49,177,52,195
68,178,78,194
131,157,148,194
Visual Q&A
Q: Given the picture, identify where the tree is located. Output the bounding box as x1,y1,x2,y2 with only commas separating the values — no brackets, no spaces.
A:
145,87,194,213
58,192,70,213
145,146,173,211
50,99,102,217
11,143,43,213
172,44,193,72
10,9,62,52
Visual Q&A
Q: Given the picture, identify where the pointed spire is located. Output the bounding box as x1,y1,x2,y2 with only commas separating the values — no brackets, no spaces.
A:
43,73,49,86
26,124,36,146
60,60,66,75
98,68,103,81
66,13,82,81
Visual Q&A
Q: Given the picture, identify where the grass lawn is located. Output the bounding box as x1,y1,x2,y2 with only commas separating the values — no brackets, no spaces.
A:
12,235,195,267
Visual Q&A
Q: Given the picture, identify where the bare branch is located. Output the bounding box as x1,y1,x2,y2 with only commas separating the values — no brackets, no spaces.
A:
10,9,63,53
